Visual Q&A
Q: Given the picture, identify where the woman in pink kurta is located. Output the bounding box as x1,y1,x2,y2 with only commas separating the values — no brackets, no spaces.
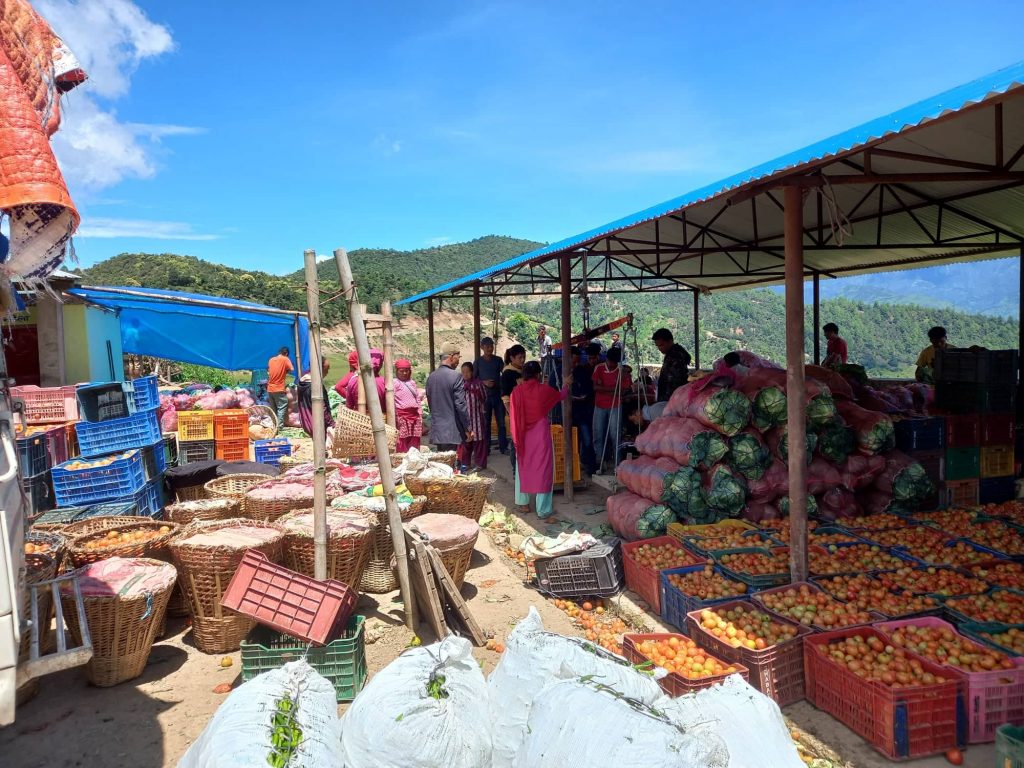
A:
509,361,571,518
393,358,424,452
345,348,387,412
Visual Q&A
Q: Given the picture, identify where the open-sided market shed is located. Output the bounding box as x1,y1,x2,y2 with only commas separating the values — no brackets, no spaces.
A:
398,60,1024,579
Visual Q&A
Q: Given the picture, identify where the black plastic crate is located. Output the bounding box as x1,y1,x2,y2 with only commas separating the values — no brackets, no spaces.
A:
178,440,215,465
935,382,980,414
980,385,1016,414
22,471,54,518
980,476,1017,505
162,435,178,467
985,350,1019,385
895,418,945,452
935,348,983,383
533,539,623,598
16,433,49,477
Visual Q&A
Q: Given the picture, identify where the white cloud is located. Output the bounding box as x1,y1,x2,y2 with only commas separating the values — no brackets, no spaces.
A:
76,218,219,241
372,134,403,156
425,236,452,247
32,0,198,191
576,148,711,175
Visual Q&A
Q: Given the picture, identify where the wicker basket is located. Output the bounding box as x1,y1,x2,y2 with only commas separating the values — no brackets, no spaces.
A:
405,513,480,590
204,473,268,516
65,520,179,569
403,474,494,521
332,407,397,459
61,557,177,686
25,530,68,572
243,482,315,523
277,510,375,588
164,498,240,527
169,519,285,653
351,497,426,593
391,450,457,470
174,484,209,502
276,455,303,470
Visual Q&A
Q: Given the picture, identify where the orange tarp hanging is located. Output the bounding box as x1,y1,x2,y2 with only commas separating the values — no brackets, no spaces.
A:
0,0,84,282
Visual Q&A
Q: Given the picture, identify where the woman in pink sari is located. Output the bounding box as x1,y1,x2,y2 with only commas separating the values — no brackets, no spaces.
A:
393,358,424,452
509,361,572,519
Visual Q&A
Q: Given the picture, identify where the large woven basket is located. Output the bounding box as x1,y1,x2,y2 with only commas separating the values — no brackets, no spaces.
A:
174,484,209,502
332,407,397,459
204,473,268,516
350,497,426,593
405,514,480,590
277,510,375,589
164,498,240,527
66,520,179,569
60,516,139,538
391,451,457,470
243,482,315,523
25,530,68,572
404,474,494,521
61,557,176,687
169,519,284,653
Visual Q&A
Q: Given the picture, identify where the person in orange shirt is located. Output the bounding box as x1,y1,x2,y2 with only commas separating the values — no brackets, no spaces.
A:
267,346,294,430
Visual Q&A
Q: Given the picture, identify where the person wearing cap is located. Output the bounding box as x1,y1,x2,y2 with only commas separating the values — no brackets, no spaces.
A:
334,350,359,401
475,336,507,455
425,341,472,452
651,328,692,402
393,358,424,452
345,348,386,413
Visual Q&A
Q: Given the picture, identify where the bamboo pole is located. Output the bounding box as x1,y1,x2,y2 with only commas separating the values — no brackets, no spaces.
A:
560,253,574,501
784,187,808,582
303,250,328,581
334,247,416,629
382,300,396,427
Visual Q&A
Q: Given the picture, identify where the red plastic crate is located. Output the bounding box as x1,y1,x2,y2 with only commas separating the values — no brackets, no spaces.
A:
221,550,357,645
982,414,1016,447
945,415,980,448
804,626,961,760
12,385,79,424
875,616,1024,744
684,599,811,706
214,409,249,442
752,580,885,631
622,632,749,697
621,536,703,614
215,438,250,462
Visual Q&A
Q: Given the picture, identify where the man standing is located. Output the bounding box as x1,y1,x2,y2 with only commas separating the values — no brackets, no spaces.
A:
916,326,952,383
474,337,507,454
425,341,472,452
267,346,294,429
652,328,691,403
571,347,597,475
592,346,631,473
610,332,624,362
538,325,553,382
821,323,849,369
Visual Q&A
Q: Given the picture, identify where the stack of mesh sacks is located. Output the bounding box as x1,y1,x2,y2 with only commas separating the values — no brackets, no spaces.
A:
609,353,936,540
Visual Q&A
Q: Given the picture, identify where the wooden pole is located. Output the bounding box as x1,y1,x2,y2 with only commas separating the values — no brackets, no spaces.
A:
559,253,574,501
692,290,700,370
784,186,808,582
303,250,328,581
472,284,482,359
427,298,436,372
334,248,416,630
813,272,821,365
382,300,396,427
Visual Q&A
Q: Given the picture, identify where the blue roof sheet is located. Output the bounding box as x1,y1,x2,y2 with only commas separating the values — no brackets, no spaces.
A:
398,59,1024,305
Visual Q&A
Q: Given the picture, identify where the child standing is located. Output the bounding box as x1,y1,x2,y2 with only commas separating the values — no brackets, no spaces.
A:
458,362,488,471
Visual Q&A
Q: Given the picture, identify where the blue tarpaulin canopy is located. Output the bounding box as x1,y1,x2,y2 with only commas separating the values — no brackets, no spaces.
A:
68,285,310,372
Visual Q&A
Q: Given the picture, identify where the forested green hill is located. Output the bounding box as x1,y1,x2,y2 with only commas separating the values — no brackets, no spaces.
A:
75,238,1018,378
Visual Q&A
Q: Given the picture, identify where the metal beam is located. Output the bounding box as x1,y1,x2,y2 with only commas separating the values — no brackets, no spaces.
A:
813,272,820,365
784,186,808,583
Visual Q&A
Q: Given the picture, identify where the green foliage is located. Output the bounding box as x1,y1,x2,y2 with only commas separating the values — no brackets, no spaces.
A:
175,363,247,387
504,312,536,345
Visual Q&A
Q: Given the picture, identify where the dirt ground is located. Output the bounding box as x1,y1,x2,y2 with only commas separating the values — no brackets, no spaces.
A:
0,448,997,768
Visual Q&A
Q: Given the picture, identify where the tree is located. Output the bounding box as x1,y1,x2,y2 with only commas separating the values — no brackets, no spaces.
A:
505,312,535,345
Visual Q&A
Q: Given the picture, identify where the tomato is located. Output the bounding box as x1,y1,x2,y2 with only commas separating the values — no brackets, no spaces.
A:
944,747,963,765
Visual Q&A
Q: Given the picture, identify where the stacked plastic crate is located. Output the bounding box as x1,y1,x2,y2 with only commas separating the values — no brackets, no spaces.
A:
893,416,945,509
214,409,250,461
12,384,82,518
50,376,165,518
177,410,216,465
934,349,1018,506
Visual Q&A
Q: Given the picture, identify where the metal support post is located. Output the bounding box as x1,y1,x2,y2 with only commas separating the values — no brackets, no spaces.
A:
784,187,808,582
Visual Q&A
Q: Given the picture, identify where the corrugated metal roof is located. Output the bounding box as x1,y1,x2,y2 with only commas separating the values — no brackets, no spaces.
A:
398,60,1024,305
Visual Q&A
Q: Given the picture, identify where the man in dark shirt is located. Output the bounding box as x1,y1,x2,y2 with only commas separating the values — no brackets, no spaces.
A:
571,347,597,475
652,328,691,403
474,337,507,454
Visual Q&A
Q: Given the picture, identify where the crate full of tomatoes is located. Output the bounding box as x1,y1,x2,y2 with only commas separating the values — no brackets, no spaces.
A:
621,632,748,696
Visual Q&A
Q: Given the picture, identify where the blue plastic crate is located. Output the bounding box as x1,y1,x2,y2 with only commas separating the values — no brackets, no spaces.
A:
76,410,161,458
77,381,137,423
980,476,1017,505
52,449,146,507
141,479,163,517
895,417,946,453
130,375,160,411
660,564,751,634
16,433,49,477
140,440,168,481
255,438,292,465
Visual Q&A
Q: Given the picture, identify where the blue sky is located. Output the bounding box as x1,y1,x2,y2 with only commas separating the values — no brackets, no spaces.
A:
35,0,1024,275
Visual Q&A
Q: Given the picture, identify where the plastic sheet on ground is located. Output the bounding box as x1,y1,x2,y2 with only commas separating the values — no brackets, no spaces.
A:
339,636,492,768
519,531,600,560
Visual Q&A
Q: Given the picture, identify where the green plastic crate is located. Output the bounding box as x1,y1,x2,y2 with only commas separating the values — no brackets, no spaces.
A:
944,446,980,481
998,724,1024,768
240,615,366,702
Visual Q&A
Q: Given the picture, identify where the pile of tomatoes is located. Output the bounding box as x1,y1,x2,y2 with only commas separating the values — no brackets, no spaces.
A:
632,635,741,680
817,632,950,687
696,605,799,650
758,584,875,629
684,528,760,552
24,541,53,555
974,626,1024,656
665,566,747,601
874,566,988,598
945,590,1024,624
716,549,787,576
814,574,939,618
551,599,626,655
82,526,171,551
757,520,819,543
628,542,698,572
910,540,1000,567
887,624,1016,673
810,544,905,574
867,525,945,550
969,561,1023,588
832,513,906,532
978,500,1024,525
